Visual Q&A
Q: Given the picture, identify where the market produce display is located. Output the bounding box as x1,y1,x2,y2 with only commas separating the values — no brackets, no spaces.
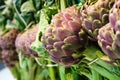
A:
0,0,120,80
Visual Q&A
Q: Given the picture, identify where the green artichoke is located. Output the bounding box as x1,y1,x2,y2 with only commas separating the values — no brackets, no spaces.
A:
41,6,87,67
15,25,39,57
82,0,115,40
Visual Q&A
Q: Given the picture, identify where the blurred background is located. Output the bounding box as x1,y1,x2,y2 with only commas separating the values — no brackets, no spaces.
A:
0,63,15,80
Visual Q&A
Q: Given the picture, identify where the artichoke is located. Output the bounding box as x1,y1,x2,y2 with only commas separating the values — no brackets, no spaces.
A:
0,29,19,67
1,49,18,67
98,0,120,60
98,23,120,60
15,25,39,57
109,0,120,29
82,0,115,40
41,6,87,67
0,29,20,49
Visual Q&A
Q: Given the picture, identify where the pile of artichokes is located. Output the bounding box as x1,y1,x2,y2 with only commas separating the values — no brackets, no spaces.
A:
1,0,120,80
41,0,120,67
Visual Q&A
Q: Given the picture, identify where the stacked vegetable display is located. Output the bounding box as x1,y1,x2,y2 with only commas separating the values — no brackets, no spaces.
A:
1,0,120,80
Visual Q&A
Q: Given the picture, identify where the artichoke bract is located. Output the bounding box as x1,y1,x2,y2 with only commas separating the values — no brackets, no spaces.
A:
41,6,87,67
15,25,39,57
0,29,20,49
82,0,115,40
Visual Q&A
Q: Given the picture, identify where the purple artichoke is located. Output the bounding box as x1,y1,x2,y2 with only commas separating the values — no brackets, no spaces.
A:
82,0,115,40
98,23,120,60
15,25,39,57
0,29,20,49
41,6,87,67
98,0,120,60
2,49,18,67
109,0,120,30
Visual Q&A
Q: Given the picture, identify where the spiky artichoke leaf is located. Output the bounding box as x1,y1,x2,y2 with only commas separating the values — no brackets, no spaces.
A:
31,7,58,56
20,1,36,13
30,11,49,56
5,20,16,29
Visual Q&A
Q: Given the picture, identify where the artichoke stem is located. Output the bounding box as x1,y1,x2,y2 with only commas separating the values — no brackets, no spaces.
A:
60,0,67,11
91,69,102,80
59,66,67,80
48,61,56,80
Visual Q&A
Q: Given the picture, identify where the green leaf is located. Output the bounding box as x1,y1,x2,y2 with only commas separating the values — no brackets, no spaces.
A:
30,7,58,56
5,20,16,29
45,0,55,6
2,7,13,18
14,13,26,30
0,15,5,30
4,0,13,8
83,43,99,60
72,63,91,80
20,1,36,13
66,73,74,80
15,0,26,12
21,12,35,25
90,59,120,80
31,0,42,10
31,41,47,56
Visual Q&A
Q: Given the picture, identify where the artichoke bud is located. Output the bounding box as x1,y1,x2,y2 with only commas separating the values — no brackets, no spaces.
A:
98,23,120,60
2,49,18,67
0,29,20,49
15,25,39,57
82,0,115,40
42,6,88,67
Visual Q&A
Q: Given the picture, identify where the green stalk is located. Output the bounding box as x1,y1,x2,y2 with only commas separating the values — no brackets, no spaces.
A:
89,62,120,80
18,52,28,80
59,66,67,80
28,58,37,80
48,61,56,80
9,62,20,80
91,69,102,80
35,65,44,80
71,68,79,80
60,0,67,11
